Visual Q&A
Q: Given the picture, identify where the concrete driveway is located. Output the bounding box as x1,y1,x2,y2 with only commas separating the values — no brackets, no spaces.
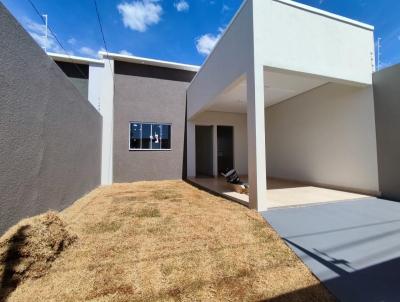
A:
263,197,400,302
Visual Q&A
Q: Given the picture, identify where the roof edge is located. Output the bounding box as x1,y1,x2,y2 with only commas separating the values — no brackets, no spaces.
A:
99,52,200,72
274,0,374,31
47,52,104,65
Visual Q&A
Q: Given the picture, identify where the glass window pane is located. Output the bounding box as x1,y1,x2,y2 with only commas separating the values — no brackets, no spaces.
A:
152,124,162,149
130,123,141,149
142,124,151,149
161,125,171,149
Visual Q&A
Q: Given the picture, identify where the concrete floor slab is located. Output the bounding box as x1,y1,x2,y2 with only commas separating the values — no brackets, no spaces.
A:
188,177,368,208
263,198,400,302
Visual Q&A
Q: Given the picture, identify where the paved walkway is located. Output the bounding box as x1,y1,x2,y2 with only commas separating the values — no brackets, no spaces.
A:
263,198,400,302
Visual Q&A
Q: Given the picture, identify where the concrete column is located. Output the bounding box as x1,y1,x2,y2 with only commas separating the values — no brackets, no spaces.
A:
213,125,218,177
247,66,268,211
100,59,114,185
186,121,196,178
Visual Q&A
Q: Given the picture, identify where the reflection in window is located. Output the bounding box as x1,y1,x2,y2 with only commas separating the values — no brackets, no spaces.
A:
141,124,151,149
129,122,171,150
152,124,162,149
130,123,141,149
161,124,171,149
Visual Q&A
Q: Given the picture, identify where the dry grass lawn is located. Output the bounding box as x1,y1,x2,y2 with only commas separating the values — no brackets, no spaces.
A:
2,180,335,301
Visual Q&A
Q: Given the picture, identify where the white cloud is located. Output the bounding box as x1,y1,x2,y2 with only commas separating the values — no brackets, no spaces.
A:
222,4,229,12
195,27,224,56
67,37,77,45
117,0,162,32
79,46,105,58
79,46,97,57
119,49,133,56
24,18,63,53
174,0,189,12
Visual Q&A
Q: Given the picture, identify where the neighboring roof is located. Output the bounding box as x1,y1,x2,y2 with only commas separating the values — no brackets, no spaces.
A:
48,51,199,72
99,51,200,72
47,52,104,65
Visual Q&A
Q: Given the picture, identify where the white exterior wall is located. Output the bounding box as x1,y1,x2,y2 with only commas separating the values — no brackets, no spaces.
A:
186,0,254,119
88,64,104,111
266,83,379,194
99,59,114,185
187,111,248,178
253,0,375,84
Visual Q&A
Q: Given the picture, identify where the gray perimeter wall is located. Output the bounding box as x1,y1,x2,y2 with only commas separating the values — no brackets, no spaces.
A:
0,4,102,234
113,61,195,182
373,64,400,201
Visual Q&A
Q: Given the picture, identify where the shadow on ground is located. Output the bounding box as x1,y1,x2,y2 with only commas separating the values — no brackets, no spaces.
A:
0,225,29,302
261,284,339,302
283,238,400,302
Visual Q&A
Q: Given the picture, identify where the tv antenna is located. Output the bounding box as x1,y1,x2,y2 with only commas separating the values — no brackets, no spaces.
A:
377,37,382,71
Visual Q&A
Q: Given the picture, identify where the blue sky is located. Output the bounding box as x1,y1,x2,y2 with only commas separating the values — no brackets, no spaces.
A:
2,0,399,68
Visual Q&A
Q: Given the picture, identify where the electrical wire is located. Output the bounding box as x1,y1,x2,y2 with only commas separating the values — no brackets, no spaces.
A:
27,0,88,79
92,0,114,74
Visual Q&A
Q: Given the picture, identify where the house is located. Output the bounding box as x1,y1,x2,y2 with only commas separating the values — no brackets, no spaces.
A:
1,0,399,234
51,0,384,212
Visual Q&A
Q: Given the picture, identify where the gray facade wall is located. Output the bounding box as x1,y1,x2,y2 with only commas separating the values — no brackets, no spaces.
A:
113,61,195,182
373,64,400,201
0,4,102,234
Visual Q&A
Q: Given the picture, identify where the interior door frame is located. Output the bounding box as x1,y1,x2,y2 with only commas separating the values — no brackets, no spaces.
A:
217,125,235,174
195,125,214,177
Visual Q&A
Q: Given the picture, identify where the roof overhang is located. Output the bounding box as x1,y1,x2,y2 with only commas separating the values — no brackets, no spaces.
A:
99,51,200,72
47,52,104,66
187,0,375,119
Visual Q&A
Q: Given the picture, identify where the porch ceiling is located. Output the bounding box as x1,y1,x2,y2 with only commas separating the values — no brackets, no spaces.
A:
207,69,328,113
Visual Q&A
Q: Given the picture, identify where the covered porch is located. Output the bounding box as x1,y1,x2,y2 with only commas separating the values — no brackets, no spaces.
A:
188,176,370,208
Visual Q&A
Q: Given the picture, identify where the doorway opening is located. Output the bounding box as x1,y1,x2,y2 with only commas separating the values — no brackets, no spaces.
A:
217,126,234,174
195,125,214,177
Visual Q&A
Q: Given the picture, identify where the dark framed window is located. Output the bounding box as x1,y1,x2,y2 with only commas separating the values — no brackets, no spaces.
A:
129,122,171,150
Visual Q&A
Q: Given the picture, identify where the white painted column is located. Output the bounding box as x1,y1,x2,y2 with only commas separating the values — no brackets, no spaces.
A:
100,59,114,185
88,64,104,112
246,65,268,211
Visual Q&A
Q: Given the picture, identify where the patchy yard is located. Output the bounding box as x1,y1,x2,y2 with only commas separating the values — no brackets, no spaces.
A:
1,181,334,301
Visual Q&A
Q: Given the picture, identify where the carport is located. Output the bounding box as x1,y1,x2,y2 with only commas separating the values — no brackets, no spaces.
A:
186,0,379,211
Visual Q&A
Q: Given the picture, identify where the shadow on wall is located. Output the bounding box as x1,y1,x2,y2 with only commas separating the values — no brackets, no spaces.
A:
0,226,29,302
